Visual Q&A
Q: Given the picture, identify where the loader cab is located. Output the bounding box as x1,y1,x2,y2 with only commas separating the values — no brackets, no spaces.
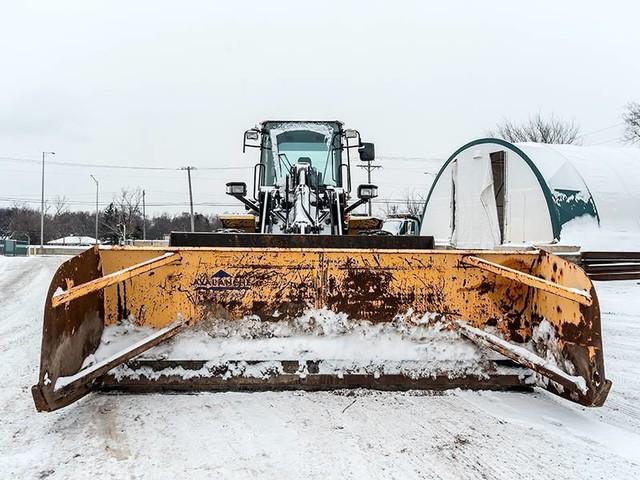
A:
258,121,344,190
234,120,377,235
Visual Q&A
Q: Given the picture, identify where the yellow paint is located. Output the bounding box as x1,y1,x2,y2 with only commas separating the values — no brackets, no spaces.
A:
95,247,592,350
40,245,607,405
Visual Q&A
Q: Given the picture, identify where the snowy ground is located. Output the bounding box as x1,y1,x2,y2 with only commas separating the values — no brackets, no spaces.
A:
1,256,639,479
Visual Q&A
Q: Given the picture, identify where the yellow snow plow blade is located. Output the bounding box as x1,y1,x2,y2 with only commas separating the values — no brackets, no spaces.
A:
32,242,610,412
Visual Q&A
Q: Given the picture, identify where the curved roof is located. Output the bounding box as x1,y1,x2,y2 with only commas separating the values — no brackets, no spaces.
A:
514,143,640,236
423,139,640,248
422,138,563,239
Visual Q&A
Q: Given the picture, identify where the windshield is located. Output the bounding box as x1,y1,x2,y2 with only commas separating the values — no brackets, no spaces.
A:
260,122,342,187
382,219,404,235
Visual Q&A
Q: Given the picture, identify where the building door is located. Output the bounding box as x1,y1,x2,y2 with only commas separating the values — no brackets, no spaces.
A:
490,151,506,243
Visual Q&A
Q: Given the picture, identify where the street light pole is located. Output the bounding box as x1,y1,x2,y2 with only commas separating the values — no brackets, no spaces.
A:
90,175,99,245
40,151,55,251
142,189,146,240
181,166,196,232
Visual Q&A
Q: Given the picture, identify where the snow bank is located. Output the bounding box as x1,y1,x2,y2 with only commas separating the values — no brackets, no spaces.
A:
560,214,640,251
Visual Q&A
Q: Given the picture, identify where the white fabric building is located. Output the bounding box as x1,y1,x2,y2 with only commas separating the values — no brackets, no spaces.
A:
420,139,640,250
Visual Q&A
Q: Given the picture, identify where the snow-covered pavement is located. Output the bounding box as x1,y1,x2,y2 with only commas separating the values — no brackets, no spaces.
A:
1,256,639,479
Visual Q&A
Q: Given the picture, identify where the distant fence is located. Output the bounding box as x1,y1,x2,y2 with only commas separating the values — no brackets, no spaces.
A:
581,252,640,281
28,245,90,256
0,239,29,256
131,239,169,247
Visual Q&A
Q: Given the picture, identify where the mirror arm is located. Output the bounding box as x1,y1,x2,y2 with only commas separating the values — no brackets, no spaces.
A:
243,143,261,153
344,198,368,214
231,194,261,214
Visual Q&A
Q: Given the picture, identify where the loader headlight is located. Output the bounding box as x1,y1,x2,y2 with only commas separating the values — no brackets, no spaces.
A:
344,129,359,139
226,182,247,196
245,130,259,141
357,184,378,200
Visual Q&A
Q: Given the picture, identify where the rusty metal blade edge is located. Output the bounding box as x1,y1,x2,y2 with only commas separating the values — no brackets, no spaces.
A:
54,319,186,393
453,320,590,401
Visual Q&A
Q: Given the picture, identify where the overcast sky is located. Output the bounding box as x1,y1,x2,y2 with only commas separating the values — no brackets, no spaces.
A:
1,0,638,215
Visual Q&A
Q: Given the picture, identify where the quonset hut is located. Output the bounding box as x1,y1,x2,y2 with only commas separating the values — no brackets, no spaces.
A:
420,139,640,250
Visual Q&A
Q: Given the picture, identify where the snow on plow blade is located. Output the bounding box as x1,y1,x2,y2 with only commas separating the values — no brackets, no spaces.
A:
32,243,611,412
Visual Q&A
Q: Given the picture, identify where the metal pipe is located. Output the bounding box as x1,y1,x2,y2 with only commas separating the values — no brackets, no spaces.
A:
181,167,196,232
90,175,99,245
40,151,55,252
142,189,146,240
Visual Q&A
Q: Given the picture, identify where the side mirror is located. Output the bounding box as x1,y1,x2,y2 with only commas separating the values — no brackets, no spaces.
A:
358,142,375,162
357,184,378,200
226,182,247,197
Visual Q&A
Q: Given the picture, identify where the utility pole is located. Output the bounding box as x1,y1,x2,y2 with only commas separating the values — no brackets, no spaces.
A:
40,151,55,251
357,163,382,215
90,175,99,244
181,166,196,232
142,189,146,240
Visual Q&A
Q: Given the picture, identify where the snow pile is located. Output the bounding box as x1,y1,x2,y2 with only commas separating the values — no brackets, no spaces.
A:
531,320,587,394
560,214,640,251
89,309,496,380
94,309,486,362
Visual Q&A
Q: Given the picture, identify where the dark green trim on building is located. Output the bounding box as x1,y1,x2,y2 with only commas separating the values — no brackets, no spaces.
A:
421,138,563,241
552,189,599,227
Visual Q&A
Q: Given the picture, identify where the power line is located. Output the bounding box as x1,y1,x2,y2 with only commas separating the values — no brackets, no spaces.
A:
0,195,418,207
0,155,251,171
0,153,446,170
591,136,626,146
576,122,625,139
0,196,238,207
377,155,444,162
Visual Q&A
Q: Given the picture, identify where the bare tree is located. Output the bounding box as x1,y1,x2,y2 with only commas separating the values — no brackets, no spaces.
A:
488,114,581,144
101,188,144,243
623,102,640,145
382,191,425,218
403,191,425,217
116,188,143,221
382,201,399,217
1,204,220,244
52,196,69,216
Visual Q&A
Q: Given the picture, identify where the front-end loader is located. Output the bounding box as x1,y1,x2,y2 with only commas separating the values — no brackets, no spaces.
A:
32,120,611,412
